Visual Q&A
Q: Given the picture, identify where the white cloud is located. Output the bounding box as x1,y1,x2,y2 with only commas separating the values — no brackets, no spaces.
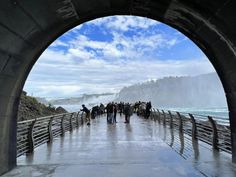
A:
50,40,68,47
24,16,216,98
68,48,95,59
25,49,215,97
87,16,159,31
64,30,178,62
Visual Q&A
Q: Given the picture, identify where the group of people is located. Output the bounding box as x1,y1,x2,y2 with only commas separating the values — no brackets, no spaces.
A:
80,101,152,126
80,103,105,126
134,101,152,119
106,102,118,124
105,102,133,124
91,103,105,119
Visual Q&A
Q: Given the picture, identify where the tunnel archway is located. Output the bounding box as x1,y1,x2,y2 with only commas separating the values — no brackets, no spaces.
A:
1,0,236,175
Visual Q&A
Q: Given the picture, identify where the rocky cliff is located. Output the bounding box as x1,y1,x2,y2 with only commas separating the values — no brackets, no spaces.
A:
18,91,67,121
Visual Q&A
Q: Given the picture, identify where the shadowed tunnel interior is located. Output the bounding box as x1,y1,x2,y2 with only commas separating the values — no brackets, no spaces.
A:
1,0,236,175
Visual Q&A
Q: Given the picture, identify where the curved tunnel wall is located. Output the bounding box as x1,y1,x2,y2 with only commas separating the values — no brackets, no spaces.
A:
0,0,236,175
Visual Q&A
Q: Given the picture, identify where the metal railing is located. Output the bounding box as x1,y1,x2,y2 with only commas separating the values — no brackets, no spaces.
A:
150,109,231,153
17,112,85,157
17,109,231,157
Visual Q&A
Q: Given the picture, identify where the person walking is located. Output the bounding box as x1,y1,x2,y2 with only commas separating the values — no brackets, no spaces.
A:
81,104,91,126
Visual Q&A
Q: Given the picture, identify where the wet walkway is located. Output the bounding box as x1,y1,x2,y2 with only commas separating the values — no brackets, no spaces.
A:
3,115,236,177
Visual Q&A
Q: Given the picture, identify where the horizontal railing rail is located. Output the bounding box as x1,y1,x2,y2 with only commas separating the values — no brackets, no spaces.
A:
150,108,231,154
17,112,86,157
176,111,229,125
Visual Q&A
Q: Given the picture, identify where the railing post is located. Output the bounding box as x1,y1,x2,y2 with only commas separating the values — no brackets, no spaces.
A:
168,111,173,129
70,113,74,131
162,110,166,126
157,109,161,123
61,115,65,136
28,119,36,153
189,114,197,139
48,117,53,143
192,137,199,160
170,128,174,147
76,112,80,127
208,116,219,150
176,112,183,133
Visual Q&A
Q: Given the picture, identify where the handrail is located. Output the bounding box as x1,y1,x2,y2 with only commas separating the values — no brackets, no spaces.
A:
18,113,74,124
150,108,231,154
173,111,229,125
17,111,85,157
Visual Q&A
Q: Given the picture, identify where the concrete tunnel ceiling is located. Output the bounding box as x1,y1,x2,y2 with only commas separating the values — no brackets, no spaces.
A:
1,0,236,175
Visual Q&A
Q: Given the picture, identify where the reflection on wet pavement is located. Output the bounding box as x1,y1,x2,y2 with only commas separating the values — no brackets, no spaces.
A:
156,118,236,176
2,115,236,177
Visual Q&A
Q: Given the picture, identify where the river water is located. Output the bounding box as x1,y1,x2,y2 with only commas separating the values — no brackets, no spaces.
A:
161,106,229,125
161,107,229,118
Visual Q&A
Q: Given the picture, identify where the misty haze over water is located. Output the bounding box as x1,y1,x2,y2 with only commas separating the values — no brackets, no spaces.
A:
116,72,226,108
50,72,228,120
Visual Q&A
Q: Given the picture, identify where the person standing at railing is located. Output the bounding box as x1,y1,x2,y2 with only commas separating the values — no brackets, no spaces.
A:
81,104,91,126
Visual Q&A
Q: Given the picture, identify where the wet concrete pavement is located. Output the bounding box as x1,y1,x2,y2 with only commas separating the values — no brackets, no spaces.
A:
3,115,236,177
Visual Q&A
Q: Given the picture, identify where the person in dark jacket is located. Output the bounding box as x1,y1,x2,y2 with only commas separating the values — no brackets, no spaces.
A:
118,102,122,116
113,104,117,123
81,104,91,125
124,103,131,123
106,103,113,124
145,101,152,119
91,105,99,119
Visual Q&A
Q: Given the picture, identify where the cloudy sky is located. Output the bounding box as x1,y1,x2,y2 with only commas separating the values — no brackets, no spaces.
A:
24,16,215,98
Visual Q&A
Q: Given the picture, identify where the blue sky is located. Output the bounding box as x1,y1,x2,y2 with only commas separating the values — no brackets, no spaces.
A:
24,16,215,98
